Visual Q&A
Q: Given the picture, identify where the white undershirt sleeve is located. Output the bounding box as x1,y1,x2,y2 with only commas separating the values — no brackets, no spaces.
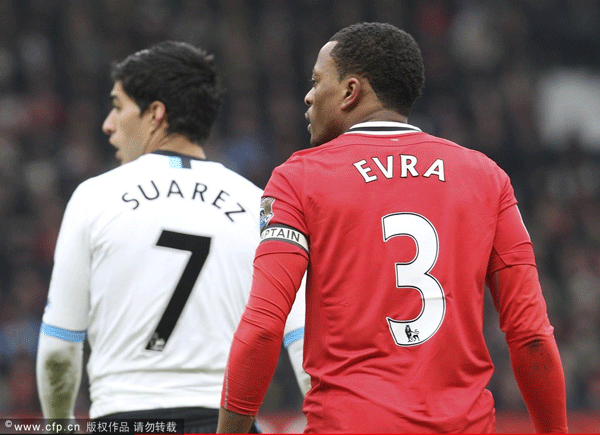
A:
286,338,311,396
283,273,310,396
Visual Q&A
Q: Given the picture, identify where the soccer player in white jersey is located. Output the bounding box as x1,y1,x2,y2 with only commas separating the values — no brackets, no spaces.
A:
36,41,309,433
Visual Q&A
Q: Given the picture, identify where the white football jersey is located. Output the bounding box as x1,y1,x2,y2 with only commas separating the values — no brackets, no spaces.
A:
41,151,306,418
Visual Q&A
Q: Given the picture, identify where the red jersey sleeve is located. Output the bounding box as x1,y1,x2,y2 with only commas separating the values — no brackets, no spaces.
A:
488,265,567,433
260,158,310,256
485,171,566,432
221,251,308,415
260,156,308,235
221,157,312,416
488,173,536,274
485,170,553,343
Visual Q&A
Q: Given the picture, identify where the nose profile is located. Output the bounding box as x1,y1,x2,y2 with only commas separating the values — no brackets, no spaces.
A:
304,88,313,107
102,112,114,136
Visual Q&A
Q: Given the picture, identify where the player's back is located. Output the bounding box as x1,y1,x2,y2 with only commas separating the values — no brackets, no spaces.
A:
75,151,261,417
276,124,512,433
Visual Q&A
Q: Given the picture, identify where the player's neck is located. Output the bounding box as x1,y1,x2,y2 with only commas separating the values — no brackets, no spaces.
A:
360,110,408,124
346,107,408,131
147,134,206,159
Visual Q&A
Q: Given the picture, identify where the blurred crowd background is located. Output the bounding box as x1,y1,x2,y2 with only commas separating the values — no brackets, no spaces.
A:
1,0,599,431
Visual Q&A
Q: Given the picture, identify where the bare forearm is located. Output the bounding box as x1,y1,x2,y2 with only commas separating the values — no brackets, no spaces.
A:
217,407,255,433
36,335,83,419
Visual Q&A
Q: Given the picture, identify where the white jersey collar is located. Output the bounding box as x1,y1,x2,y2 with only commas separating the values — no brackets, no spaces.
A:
344,121,422,135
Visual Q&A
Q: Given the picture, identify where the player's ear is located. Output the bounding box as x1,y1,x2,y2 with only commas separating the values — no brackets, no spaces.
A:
340,77,360,111
148,101,167,131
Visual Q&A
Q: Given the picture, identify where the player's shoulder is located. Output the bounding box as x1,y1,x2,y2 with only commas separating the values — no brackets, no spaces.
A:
421,132,508,175
66,155,166,208
73,158,139,195
284,134,355,160
209,160,263,194
272,136,347,172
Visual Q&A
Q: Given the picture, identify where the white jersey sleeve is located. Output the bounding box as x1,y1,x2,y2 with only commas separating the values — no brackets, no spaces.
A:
38,184,90,419
42,183,91,337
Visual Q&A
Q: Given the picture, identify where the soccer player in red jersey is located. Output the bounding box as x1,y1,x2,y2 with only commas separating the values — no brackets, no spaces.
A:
218,22,568,433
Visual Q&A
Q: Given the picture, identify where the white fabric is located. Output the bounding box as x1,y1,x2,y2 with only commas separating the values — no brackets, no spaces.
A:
285,274,310,396
41,153,306,418
286,339,310,396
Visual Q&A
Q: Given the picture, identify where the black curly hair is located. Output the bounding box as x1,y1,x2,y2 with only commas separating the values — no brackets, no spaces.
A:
329,22,425,117
110,41,224,144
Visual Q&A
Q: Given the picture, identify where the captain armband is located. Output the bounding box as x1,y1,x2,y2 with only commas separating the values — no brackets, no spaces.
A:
260,224,309,254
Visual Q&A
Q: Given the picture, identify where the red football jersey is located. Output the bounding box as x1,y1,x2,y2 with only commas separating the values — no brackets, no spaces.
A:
259,121,553,433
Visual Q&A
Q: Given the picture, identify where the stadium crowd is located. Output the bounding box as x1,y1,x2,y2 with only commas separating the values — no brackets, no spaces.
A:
0,0,599,421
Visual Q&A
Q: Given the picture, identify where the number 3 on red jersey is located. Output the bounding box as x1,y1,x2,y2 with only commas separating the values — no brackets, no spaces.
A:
382,213,446,347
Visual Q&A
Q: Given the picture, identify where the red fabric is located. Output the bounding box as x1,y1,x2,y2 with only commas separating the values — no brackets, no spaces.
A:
488,200,537,273
489,265,568,433
221,250,307,415
255,129,561,433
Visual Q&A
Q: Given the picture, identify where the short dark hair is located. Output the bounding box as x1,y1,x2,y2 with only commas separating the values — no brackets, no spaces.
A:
329,22,425,116
110,41,224,144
